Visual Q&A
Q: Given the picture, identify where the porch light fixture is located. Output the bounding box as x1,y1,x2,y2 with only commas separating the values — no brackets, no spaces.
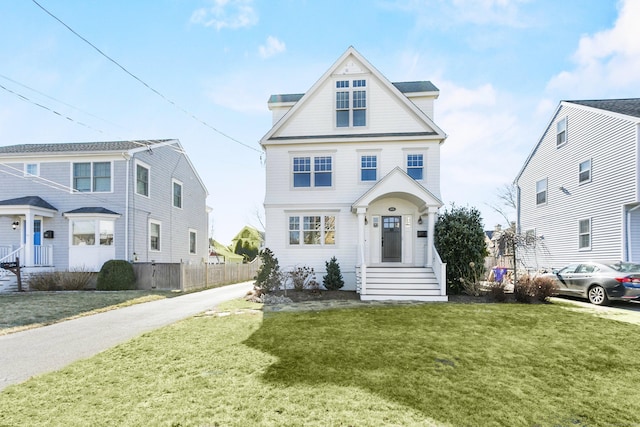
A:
418,216,423,225
364,217,368,225
11,221,19,230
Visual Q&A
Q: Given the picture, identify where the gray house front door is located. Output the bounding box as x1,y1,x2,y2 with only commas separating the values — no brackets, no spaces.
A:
382,216,401,262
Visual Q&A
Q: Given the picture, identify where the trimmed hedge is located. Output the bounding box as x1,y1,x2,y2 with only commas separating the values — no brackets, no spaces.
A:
96,260,136,291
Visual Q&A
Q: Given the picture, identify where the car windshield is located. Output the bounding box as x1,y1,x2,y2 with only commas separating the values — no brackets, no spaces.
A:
607,262,640,273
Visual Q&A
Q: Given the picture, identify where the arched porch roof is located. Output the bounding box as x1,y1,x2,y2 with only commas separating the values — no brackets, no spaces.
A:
351,167,443,213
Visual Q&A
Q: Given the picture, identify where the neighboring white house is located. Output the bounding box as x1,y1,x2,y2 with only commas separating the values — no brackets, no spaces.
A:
0,139,209,290
260,46,448,301
515,98,640,270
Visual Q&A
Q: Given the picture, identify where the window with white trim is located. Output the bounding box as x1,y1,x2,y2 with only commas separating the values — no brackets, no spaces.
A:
25,163,39,176
578,218,591,250
557,117,567,147
173,179,183,208
70,219,114,246
292,156,333,188
150,220,161,251
189,229,197,254
360,155,377,181
336,79,366,128
288,215,336,245
407,154,424,180
136,162,150,196
536,178,547,205
579,159,591,184
72,162,111,192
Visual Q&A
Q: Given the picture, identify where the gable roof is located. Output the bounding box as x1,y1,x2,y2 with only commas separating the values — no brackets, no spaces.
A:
261,46,446,145
567,98,640,119
0,139,172,155
515,98,640,183
64,207,120,215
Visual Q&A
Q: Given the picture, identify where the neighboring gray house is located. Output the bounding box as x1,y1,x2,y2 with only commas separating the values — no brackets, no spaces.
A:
0,139,209,288
515,98,640,270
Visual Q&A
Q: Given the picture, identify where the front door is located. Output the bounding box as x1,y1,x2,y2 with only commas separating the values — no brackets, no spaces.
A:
382,216,401,262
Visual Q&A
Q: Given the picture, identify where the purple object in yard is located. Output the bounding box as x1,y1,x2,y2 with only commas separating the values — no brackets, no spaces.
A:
493,267,507,283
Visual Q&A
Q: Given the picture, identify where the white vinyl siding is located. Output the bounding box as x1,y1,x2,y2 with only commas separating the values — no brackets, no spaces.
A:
517,103,638,267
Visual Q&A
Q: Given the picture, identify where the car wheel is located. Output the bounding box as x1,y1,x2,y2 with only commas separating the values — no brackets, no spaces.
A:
588,285,609,306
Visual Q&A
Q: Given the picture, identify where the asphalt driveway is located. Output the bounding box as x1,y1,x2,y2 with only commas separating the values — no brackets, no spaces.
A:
0,281,253,392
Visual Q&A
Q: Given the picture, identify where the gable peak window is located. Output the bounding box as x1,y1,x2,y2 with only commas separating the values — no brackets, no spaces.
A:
336,79,366,128
173,179,183,208
557,117,567,147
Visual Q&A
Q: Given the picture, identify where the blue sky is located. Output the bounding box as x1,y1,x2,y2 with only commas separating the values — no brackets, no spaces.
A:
1,0,638,245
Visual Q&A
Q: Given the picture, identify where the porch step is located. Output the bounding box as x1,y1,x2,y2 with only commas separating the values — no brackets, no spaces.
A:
361,267,447,302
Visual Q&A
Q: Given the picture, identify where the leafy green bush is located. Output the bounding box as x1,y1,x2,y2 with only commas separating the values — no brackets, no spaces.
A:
323,256,344,290
254,248,282,293
434,205,488,294
96,260,136,291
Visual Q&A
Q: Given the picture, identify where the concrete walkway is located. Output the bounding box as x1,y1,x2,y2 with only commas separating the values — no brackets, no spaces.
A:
0,281,253,392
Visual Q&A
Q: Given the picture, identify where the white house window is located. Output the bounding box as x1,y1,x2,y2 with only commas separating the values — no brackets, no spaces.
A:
557,117,567,147
71,219,114,246
361,155,377,181
136,162,150,196
536,178,547,205
407,154,424,180
292,156,332,188
189,229,197,254
25,163,39,176
336,79,366,128
150,220,161,251
579,159,591,184
288,215,336,245
173,179,183,208
73,162,111,192
579,218,591,250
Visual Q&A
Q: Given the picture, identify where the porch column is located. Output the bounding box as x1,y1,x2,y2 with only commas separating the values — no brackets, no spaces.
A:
356,208,367,266
24,211,34,267
426,206,437,267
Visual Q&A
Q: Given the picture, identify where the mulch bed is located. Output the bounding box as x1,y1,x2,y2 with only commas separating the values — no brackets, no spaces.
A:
269,290,523,303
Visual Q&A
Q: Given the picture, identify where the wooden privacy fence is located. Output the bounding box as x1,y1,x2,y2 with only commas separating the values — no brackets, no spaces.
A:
132,259,260,292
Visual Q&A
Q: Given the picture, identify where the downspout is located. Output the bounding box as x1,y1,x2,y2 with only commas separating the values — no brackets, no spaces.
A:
123,152,131,261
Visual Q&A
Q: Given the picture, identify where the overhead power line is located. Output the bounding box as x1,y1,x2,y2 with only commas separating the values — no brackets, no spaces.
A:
31,0,262,154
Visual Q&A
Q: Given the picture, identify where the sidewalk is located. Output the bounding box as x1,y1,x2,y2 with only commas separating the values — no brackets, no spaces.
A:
0,281,253,392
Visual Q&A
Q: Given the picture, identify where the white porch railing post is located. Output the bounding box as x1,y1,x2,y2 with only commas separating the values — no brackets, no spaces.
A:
356,207,367,295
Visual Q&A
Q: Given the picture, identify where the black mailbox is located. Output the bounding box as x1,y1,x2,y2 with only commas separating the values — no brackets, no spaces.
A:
43,230,54,239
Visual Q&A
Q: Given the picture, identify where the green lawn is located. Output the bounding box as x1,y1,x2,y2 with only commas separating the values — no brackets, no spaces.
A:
0,290,176,334
1,301,640,426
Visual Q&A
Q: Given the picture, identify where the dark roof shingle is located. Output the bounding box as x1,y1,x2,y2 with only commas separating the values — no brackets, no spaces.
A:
567,99,640,119
0,139,171,155
0,196,57,210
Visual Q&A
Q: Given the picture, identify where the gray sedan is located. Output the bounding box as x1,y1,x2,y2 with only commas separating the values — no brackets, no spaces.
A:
548,261,640,305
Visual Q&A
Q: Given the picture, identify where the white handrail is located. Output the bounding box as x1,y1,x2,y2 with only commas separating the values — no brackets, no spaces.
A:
432,246,447,296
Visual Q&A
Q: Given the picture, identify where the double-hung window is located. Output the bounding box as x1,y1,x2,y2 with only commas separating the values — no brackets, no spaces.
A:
361,155,377,181
407,154,424,180
189,229,197,254
150,220,161,251
173,179,183,208
336,79,366,128
557,117,567,147
579,159,591,184
536,178,547,205
579,218,591,250
72,161,111,192
292,156,332,188
136,162,150,196
289,215,336,246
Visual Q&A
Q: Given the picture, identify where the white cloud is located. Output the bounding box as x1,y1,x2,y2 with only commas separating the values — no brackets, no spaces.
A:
259,36,286,59
546,0,640,98
190,0,258,31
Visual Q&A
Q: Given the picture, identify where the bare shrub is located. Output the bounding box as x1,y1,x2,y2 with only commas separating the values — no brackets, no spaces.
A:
534,276,559,302
28,272,62,291
60,268,95,290
288,265,315,291
514,275,537,303
487,281,507,302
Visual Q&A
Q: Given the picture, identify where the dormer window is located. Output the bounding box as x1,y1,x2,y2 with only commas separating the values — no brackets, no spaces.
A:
336,79,366,128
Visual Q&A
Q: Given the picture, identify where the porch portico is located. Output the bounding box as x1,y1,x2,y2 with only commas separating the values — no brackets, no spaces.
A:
352,168,447,301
